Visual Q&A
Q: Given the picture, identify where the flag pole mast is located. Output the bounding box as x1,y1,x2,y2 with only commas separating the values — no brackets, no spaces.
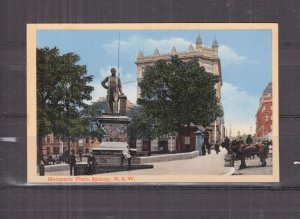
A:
118,32,120,78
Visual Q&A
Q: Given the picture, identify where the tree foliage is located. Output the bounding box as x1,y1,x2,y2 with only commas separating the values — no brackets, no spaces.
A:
137,55,223,136
79,101,109,142
37,47,94,150
127,106,158,140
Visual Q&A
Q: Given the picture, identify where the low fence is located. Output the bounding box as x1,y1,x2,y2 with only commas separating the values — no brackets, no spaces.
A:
137,151,199,164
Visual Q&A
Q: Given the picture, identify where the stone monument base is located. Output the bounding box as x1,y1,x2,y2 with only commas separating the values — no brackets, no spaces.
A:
92,142,129,166
97,114,131,142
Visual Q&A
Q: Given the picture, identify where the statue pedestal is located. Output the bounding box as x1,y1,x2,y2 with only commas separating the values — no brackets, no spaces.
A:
119,95,127,115
97,113,131,142
92,114,132,167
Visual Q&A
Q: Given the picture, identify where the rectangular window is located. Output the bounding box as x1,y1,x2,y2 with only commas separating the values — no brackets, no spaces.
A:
53,137,59,143
53,147,59,155
265,115,269,122
46,136,50,144
46,147,50,155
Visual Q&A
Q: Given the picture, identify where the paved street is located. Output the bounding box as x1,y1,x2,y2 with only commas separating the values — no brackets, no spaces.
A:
233,155,272,175
45,147,273,176
104,148,233,176
46,148,233,176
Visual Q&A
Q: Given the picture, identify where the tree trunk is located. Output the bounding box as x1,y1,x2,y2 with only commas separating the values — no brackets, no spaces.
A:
185,124,190,152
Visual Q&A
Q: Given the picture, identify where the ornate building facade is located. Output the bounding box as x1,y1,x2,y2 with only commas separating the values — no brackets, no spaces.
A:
256,82,272,138
135,36,224,152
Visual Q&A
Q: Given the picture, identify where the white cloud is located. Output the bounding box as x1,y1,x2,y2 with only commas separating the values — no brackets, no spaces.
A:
102,35,140,51
144,37,192,54
219,45,246,66
85,80,106,104
103,36,260,67
99,65,121,78
102,35,193,55
221,82,259,136
219,45,260,66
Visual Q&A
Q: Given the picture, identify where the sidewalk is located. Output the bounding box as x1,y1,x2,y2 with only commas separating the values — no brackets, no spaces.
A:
46,148,233,176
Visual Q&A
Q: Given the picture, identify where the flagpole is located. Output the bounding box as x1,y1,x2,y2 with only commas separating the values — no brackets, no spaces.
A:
118,32,120,78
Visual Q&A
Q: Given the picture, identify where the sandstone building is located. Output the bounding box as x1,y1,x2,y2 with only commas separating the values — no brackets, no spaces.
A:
135,36,225,153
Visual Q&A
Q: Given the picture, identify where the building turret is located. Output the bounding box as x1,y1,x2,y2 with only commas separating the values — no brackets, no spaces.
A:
171,46,177,55
212,39,218,57
137,51,144,59
188,44,195,52
212,39,218,48
153,48,160,56
196,35,202,50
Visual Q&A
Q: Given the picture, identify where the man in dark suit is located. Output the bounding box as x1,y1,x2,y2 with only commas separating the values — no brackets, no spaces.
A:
101,68,124,114
68,150,76,176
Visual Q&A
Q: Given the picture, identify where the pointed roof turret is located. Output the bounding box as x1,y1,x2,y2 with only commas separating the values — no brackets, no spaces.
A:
196,35,202,44
196,35,202,50
188,44,195,52
137,51,144,59
171,46,177,55
262,82,272,97
153,48,160,56
212,39,218,48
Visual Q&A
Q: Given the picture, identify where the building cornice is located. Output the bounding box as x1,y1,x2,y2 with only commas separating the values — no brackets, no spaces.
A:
136,50,218,65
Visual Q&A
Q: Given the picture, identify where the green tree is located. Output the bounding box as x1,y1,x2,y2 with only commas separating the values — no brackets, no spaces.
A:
127,106,158,140
127,106,158,155
37,47,94,159
79,100,109,142
137,55,223,136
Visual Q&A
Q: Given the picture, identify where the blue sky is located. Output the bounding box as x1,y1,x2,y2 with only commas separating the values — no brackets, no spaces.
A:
37,29,272,136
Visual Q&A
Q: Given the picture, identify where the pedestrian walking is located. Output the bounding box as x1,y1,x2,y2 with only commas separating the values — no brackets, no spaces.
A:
68,150,76,176
206,143,211,155
203,131,210,155
215,140,220,154
201,143,206,156
79,150,82,162
87,153,95,175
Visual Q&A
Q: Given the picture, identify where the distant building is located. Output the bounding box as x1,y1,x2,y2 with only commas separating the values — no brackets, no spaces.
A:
42,134,100,156
256,82,272,138
135,36,224,153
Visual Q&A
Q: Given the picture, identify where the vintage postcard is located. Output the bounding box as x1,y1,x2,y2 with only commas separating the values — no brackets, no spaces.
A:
27,23,278,183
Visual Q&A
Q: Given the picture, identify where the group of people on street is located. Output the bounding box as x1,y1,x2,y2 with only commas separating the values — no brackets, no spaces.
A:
201,141,221,155
68,150,96,176
201,131,221,156
41,154,64,166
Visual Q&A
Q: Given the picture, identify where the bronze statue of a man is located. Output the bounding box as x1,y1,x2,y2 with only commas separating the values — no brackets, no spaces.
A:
101,68,123,114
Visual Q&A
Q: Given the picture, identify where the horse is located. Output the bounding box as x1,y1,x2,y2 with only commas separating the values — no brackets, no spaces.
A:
230,139,268,169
